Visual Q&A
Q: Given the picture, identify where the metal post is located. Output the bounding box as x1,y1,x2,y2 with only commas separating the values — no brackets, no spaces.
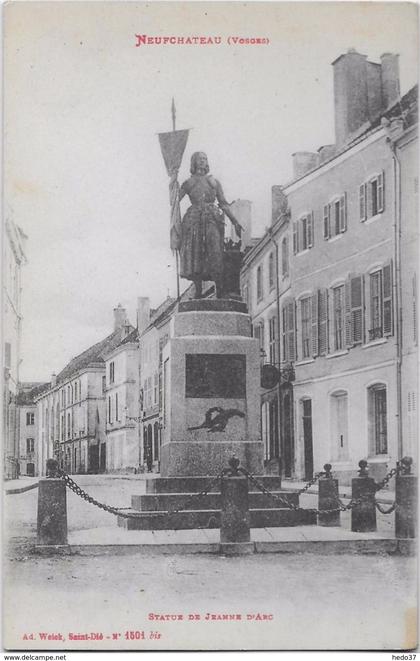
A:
37,460,68,546
318,464,340,527
396,457,417,539
351,460,377,532
220,457,253,555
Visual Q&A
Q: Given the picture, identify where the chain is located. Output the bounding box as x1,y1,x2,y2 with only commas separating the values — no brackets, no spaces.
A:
297,472,325,495
374,467,398,492
59,470,135,519
57,468,224,521
375,501,397,515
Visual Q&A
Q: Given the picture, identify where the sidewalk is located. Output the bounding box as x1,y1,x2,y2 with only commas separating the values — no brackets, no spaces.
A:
4,476,39,494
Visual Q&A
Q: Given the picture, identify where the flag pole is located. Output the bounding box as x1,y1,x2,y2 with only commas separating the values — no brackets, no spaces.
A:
171,98,181,299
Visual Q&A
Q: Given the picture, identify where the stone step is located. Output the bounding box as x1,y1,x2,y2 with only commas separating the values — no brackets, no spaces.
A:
145,475,282,494
118,508,316,531
131,491,299,512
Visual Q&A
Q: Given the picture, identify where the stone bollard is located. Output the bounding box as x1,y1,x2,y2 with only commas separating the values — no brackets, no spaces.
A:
219,457,253,555
37,460,68,546
318,464,340,527
351,460,377,533
396,457,417,539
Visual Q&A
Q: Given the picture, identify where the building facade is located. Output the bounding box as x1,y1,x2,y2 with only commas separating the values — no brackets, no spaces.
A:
16,382,49,476
36,306,132,475
242,49,417,484
3,217,27,479
104,327,140,472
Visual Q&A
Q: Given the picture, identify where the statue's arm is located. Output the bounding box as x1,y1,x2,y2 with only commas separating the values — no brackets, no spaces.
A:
214,179,243,237
178,180,188,202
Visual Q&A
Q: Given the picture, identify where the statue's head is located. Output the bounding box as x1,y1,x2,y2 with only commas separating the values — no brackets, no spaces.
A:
190,152,209,175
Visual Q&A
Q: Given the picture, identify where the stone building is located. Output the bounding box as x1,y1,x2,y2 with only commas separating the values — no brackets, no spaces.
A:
3,216,27,479
241,49,418,484
139,296,177,472
35,305,132,475
103,324,140,473
16,382,49,476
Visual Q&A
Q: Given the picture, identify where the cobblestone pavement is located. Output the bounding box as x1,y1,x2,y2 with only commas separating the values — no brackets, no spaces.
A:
3,476,416,652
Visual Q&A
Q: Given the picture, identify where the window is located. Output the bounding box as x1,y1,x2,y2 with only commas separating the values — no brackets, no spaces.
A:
368,384,387,454
282,300,296,363
333,285,345,350
301,298,312,359
413,274,417,345
102,375,106,393
109,361,115,384
293,213,314,254
242,283,249,310
67,413,71,438
74,382,78,401
108,396,112,423
153,373,158,405
254,321,265,360
324,195,347,239
115,393,119,421
345,275,364,346
368,264,393,340
268,317,278,364
26,412,35,426
26,438,35,453
360,172,385,221
281,237,289,276
268,252,275,290
257,265,263,301
4,342,11,369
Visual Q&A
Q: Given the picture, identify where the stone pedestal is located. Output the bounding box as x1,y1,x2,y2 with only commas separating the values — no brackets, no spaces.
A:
37,478,68,545
160,299,264,477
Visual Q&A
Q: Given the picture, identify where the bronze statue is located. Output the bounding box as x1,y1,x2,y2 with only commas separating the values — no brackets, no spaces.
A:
178,152,243,298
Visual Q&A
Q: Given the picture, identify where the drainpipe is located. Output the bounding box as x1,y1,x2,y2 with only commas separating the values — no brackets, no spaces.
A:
267,227,283,471
387,134,403,460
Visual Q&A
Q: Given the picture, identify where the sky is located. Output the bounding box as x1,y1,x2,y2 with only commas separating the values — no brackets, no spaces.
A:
4,1,418,382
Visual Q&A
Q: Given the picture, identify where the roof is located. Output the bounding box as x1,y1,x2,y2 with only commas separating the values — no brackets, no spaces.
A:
17,382,50,405
120,327,139,345
55,328,125,384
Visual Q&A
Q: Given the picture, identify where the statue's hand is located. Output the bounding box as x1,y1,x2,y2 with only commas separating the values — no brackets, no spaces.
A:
234,221,243,238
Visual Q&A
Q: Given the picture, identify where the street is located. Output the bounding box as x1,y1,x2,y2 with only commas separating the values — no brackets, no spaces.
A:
3,475,417,651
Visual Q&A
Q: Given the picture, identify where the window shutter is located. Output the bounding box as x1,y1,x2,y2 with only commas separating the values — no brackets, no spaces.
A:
350,275,364,344
287,300,296,362
339,193,347,232
307,212,314,248
345,279,352,347
318,289,328,355
311,291,319,356
382,261,393,336
377,171,385,213
293,222,298,254
323,204,330,239
282,306,287,362
359,183,367,221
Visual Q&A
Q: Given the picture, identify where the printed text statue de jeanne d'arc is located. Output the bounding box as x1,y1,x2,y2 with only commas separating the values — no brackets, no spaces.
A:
174,151,243,299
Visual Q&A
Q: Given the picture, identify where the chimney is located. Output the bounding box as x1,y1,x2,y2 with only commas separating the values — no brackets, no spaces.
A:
121,321,132,340
381,53,400,109
318,145,336,165
333,48,369,147
228,199,252,248
292,152,319,179
113,303,127,330
51,373,57,387
137,297,150,334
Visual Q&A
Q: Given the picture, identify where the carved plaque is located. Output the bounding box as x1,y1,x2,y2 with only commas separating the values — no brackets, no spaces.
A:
185,354,246,398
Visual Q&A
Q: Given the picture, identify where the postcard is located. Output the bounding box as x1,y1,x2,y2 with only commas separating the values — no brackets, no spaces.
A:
3,1,418,653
